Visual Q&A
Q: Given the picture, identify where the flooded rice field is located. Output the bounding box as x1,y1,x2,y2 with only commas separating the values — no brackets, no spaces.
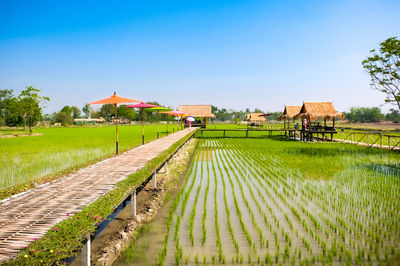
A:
118,138,400,265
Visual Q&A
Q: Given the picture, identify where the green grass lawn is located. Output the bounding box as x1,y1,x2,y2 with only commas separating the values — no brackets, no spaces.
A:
0,124,182,194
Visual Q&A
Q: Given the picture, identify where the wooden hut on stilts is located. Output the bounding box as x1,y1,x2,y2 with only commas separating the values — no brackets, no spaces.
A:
178,105,216,128
245,113,265,128
278,105,302,129
293,102,344,141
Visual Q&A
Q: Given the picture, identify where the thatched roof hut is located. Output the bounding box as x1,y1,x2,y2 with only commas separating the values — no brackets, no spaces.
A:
245,113,265,123
278,106,302,121
178,105,216,118
293,102,343,121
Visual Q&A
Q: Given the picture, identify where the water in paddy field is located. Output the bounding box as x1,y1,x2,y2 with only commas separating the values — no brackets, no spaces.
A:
117,138,400,265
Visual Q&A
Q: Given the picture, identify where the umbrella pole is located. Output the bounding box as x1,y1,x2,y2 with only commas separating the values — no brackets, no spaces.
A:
142,111,145,145
115,103,119,155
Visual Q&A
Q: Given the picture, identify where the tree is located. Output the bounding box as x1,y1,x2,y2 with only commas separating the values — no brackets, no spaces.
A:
386,108,400,123
343,107,384,123
82,104,91,118
55,111,73,125
99,104,115,122
71,106,81,119
0,89,16,126
117,105,137,121
60,106,72,116
18,86,49,132
362,37,400,110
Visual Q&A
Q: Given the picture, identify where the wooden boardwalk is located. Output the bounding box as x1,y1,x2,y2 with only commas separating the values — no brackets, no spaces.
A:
0,128,197,262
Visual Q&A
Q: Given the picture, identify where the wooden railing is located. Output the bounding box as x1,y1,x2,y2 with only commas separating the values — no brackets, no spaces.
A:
335,131,400,151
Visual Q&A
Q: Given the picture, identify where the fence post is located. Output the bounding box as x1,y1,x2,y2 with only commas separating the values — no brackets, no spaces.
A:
81,236,91,266
246,130,248,138
380,134,383,148
223,130,226,138
152,172,157,189
388,136,391,150
367,134,369,146
164,161,168,173
131,189,136,218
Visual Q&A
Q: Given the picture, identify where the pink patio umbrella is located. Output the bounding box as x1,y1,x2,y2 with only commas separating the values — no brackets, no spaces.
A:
160,111,185,132
125,102,158,145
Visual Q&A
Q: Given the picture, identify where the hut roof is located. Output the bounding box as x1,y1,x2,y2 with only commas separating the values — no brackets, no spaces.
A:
293,102,344,120
278,105,302,121
178,105,216,118
245,113,265,123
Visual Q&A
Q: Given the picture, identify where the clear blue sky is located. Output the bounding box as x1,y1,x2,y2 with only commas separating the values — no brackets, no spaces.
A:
0,0,399,113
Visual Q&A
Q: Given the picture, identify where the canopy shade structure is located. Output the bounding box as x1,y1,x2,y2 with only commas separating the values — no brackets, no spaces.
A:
178,105,216,118
146,106,172,137
124,102,157,109
89,92,140,105
125,102,159,145
89,92,141,154
160,111,185,116
147,106,172,112
293,102,344,121
160,111,186,130
245,113,265,123
278,105,302,121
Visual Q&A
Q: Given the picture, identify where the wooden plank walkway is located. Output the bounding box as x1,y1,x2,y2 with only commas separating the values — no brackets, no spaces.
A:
0,128,197,262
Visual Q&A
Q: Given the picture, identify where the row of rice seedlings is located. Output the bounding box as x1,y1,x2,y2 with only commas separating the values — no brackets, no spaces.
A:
222,147,284,249
219,148,266,249
188,153,204,246
201,142,210,246
217,149,240,254
156,148,201,266
210,141,225,263
223,142,298,262
213,146,254,252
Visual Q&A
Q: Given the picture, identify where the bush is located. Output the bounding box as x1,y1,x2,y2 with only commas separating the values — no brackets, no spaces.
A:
55,111,73,125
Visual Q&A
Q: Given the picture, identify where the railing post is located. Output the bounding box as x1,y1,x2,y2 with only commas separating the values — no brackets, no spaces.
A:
81,236,91,266
164,161,168,173
153,172,157,189
131,188,136,219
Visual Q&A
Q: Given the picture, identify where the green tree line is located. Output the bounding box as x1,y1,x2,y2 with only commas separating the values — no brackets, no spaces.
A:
0,87,49,131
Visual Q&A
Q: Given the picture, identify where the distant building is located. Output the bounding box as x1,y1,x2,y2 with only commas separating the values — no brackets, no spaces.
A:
178,105,216,127
74,117,105,125
245,113,265,124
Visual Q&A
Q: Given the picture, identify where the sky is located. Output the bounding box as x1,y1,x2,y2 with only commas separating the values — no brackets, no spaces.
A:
0,0,399,114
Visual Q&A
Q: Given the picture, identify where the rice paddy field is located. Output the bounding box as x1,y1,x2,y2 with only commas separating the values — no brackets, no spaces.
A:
124,137,400,265
0,124,180,192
